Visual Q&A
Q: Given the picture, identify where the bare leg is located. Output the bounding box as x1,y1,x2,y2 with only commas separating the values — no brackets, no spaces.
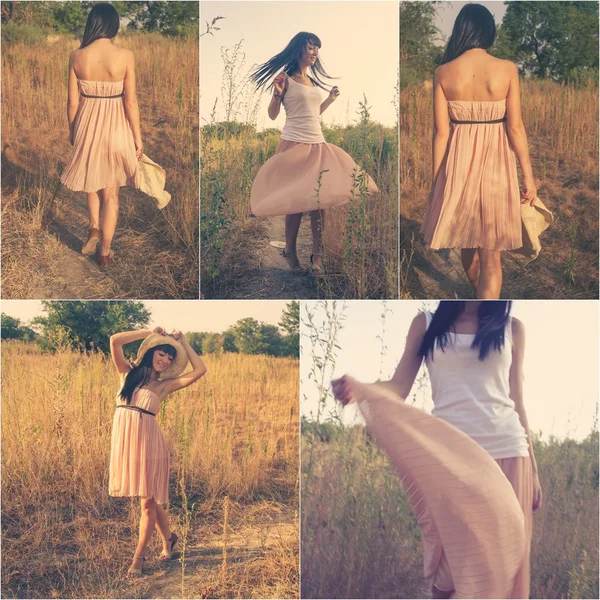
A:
432,584,453,599
283,213,303,268
87,192,100,230
154,503,173,556
129,497,157,574
310,209,326,269
461,248,479,291
476,248,502,299
100,186,119,256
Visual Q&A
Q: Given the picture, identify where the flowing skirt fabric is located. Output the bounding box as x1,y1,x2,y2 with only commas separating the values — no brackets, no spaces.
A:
349,377,532,599
250,139,378,217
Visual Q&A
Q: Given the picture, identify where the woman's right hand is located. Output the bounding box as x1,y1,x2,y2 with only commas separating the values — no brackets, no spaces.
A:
331,375,355,406
273,73,287,97
520,176,537,206
153,326,166,335
134,138,143,161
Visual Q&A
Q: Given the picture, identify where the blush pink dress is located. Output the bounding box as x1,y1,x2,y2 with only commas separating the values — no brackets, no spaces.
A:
420,100,522,251
250,75,378,216
109,385,170,505
61,79,139,193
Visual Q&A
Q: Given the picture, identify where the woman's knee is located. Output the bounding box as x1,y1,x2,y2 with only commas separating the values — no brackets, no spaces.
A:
477,248,501,269
141,498,157,516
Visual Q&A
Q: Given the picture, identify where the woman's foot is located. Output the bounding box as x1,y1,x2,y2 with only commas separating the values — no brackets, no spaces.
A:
127,552,146,578
81,228,100,256
310,253,323,273
96,248,114,268
282,250,301,270
159,532,178,561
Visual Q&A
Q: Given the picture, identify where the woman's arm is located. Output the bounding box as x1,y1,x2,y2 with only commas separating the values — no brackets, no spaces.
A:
505,62,536,205
160,332,207,396
268,73,287,120
110,327,162,375
122,49,143,159
319,86,339,115
333,313,426,405
66,52,79,144
432,67,450,182
509,317,543,509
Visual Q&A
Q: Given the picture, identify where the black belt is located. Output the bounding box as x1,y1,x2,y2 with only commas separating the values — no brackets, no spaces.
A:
450,116,506,125
117,405,156,419
80,92,124,99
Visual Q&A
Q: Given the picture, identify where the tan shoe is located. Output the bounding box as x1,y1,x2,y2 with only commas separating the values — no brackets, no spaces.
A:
158,532,178,561
127,553,146,578
81,228,100,256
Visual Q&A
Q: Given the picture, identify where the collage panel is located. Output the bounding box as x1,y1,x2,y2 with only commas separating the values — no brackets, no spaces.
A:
1,299,299,598
200,1,399,300
1,1,199,300
300,299,599,599
399,1,599,300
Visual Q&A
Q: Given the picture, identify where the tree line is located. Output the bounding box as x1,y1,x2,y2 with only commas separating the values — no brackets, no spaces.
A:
0,301,299,359
1,1,198,44
400,1,599,87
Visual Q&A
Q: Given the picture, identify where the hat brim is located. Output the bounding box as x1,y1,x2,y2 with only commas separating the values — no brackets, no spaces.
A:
134,333,188,379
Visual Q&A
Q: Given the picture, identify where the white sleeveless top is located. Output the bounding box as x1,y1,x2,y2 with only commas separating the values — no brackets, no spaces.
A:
423,311,529,460
280,75,325,144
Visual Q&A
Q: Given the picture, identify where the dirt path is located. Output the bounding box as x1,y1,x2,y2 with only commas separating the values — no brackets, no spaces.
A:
125,504,298,599
230,215,318,299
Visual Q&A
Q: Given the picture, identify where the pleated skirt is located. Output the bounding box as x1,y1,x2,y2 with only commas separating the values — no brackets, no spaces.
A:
109,407,170,505
420,100,522,251
250,139,378,217
348,376,532,599
61,79,139,193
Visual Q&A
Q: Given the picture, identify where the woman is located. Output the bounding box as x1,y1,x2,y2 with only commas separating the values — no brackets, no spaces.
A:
420,4,537,299
109,327,207,577
332,301,543,599
61,3,143,268
250,32,378,272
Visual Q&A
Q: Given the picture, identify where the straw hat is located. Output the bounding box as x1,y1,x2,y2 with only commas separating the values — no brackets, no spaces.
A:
512,196,554,264
134,333,188,379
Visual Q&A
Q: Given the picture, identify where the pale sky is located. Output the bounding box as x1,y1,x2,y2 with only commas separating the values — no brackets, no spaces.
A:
0,300,290,333
301,300,599,443
435,1,508,41
200,1,399,130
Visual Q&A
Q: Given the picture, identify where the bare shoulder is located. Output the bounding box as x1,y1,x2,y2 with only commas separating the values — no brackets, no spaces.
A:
496,57,518,75
69,49,80,64
510,316,526,341
434,63,449,81
120,47,135,61
412,312,428,333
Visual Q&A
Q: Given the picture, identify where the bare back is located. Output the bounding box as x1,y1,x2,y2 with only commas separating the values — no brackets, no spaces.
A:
436,49,513,102
70,39,131,82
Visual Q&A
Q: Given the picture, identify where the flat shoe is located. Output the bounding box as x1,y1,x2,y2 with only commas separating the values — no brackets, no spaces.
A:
96,249,114,268
81,228,100,256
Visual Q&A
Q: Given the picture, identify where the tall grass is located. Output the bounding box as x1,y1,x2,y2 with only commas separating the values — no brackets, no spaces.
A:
201,98,398,299
1,33,199,298
1,341,298,598
400,80,599,299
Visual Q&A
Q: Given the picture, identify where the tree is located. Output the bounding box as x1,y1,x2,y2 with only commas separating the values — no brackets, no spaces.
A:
399,1,442,87
186,331,205,354
34,301,150,354
496,1,599,84
202,333,223,354
1,313,36,341
125,1,199,37
279,301,299,336
231,318,269,355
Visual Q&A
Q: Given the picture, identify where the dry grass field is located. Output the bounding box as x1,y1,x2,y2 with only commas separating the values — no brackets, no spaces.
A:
201,117,398,300
301,425,599,599
400,80,599,299
1,341,298,599
1,33,199,299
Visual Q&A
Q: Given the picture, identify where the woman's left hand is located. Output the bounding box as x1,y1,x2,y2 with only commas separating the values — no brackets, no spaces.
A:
328,86,340,102
532,472,543,511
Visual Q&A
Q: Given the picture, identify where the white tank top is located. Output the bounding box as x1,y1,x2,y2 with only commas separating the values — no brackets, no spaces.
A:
280,75,325,144
423,311,530,460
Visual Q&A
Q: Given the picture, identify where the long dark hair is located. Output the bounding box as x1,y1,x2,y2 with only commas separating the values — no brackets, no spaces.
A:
80,3,120,49
250,32,336,91
441,4,496,65
418,301,512,361
119,344,176,405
